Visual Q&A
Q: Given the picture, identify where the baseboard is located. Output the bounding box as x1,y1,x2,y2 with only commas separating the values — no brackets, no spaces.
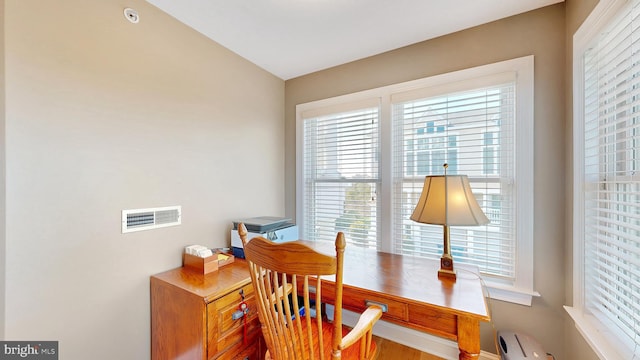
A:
342,309,499,360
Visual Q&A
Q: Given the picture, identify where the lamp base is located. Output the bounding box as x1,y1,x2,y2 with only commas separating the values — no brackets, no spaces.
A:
438,256,456,280
438,268,456,280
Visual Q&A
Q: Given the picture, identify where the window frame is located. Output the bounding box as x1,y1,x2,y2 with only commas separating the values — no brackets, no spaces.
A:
568,0,640,359
296,56,536,305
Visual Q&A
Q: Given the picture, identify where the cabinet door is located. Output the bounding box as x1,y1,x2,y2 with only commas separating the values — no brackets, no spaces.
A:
207,283,262,359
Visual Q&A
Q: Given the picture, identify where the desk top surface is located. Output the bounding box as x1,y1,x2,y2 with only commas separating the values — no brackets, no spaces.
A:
309,241,490,321
154,242,490,321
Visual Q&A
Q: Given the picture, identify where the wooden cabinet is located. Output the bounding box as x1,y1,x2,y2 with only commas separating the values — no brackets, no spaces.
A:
151,261,263,360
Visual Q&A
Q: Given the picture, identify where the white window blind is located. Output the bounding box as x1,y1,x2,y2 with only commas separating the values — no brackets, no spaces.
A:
578,0,640,354
300,101,380,248
392,80,517,280
297,56,534,304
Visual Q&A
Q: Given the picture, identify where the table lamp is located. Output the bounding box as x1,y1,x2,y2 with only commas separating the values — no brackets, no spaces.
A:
411,164,489,280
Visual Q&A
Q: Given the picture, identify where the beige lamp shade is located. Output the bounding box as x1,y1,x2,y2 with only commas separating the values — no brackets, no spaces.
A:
410,175,489,226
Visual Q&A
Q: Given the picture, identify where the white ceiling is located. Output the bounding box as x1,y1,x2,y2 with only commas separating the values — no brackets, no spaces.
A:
145,0,563,80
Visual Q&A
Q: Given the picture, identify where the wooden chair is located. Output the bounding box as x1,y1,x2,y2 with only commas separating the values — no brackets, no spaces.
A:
238,223,383,360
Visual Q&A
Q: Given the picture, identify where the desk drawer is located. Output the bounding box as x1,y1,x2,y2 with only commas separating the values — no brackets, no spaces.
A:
319,281,407,321
408,305,457,339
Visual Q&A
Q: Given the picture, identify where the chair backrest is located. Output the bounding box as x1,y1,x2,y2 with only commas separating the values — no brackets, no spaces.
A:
238,223,346,360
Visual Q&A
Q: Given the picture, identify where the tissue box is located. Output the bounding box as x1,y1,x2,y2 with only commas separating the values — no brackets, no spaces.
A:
183,253,218,274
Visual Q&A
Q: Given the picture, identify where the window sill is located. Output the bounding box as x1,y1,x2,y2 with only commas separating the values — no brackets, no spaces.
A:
484,282,540,306
564,306,631,360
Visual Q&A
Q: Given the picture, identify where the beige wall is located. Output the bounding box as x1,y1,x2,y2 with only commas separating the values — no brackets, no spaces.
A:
0,0,5,341
285,4,582,359
0,0,607,359
3,0,284,358
564,1,601,360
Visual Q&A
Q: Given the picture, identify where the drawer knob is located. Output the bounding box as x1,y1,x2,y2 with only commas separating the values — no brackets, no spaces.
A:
365,300,388,312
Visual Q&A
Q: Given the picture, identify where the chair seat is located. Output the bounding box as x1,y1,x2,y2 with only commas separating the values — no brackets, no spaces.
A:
264,316,378,360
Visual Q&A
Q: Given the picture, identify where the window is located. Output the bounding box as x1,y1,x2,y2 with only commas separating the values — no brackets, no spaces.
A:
297,56,534,304
392,83,516,281
570,0,640,358
299,100,380,249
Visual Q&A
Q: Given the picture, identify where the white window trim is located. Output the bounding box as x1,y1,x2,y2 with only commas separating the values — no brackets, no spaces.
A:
296,56,536,305
569,0,638,359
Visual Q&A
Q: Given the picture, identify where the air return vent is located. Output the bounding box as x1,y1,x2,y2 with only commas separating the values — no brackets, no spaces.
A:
122,206,181,233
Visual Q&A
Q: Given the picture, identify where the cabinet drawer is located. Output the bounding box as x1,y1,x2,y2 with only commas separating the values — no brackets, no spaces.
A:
207,283,261,359
215,339,262,360
211,320,261,360
217,284,257,336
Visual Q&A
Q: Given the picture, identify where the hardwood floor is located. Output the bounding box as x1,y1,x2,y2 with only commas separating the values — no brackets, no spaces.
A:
374,336,445,360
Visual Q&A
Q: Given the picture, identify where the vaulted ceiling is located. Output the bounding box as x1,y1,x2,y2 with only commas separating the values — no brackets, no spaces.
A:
146,0,564,80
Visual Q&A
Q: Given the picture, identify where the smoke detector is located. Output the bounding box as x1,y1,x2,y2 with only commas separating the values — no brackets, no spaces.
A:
124,8,139,24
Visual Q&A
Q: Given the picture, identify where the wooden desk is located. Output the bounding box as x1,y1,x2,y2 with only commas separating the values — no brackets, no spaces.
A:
151,243,490,359
308,242,491,360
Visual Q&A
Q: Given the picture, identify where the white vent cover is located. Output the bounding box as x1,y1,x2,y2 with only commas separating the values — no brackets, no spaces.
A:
122,206,181,233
